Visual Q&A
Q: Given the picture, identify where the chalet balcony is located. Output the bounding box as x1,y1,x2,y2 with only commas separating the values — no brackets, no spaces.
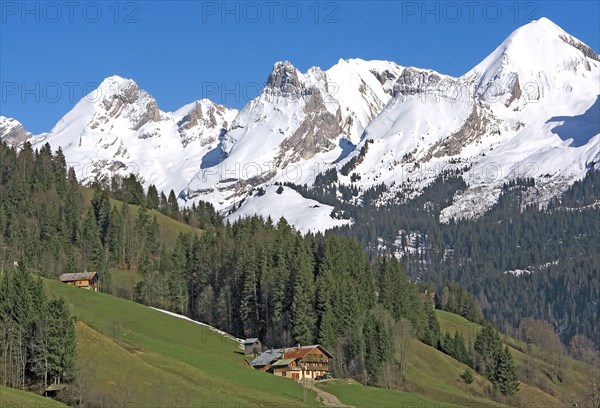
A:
300,362,329,371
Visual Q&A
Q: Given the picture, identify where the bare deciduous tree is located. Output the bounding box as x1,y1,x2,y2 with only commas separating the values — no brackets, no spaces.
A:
519,317,565,382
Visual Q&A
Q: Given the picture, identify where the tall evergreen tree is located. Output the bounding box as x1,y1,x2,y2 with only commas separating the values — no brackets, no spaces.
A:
240,248,259,337
146,184,160,210
291,245,316,345
167,190,179,219
46,297,76,384
490,346,520,396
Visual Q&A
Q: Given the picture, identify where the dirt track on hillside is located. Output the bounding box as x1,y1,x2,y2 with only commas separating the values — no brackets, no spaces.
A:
308,381,354,408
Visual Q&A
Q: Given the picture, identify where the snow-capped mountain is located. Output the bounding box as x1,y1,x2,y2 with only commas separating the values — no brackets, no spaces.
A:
0,116,31,146
439,18,600,220
182,58,404,210
334,17,599,222
25,75,237,193
3,17,598,232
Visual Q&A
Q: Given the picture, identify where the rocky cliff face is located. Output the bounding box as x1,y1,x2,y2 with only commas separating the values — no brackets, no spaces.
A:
177,100,235,147
276,90,343,165
0,117,30,146
88,77,161,132
392,68,445,96
559,34,599,62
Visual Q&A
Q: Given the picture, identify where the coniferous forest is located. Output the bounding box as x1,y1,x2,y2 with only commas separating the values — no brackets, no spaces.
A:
0,140,597,399
301,170,600,350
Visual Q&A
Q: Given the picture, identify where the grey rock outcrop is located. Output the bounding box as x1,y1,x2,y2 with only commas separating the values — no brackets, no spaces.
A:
0,117,30,145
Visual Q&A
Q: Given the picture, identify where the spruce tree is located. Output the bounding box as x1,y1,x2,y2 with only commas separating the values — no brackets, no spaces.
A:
146,184,160,210
47,297,76,384
91,188,111,245
491,346,520,396
167,190,179,219
291,248,316,345
240,249,259,337
159,192,168,214
29,277,50,387
474,324,502,376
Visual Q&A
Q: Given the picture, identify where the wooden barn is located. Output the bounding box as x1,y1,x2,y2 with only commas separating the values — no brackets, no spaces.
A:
244,338,262,356
59,272,99,291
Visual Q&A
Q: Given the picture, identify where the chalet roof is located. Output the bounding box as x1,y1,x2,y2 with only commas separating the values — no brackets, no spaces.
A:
271,358,296,367
59,272,97,282
282,345,333,360
251,344,333,367
244,338,260,344
250,349,283,366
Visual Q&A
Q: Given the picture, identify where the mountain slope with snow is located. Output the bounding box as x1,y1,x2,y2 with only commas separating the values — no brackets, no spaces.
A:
182,58,405,209
227,185,352,234
26,76,237,194
3,17,598,232
336,17,599,221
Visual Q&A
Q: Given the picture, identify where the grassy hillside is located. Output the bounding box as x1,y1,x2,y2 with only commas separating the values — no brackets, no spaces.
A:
317,379,452,408
436,310,598,407
317,321,509,407
45,279,318,407
0,386,68,407
403,338,508,407
109,268,142,298
316,338,508,408
40,274,596,408
320,310,599,408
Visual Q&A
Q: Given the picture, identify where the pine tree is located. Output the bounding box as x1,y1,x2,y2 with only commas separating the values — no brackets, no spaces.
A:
240,249,259,337
120,174,146,206
146,184,160,210
106,206,124,264
422,301,440,347
291,247,316,345
491,346,520,396
82,213,104,271
169,234,189,315
159,192,168,215
47,297,76,384
474,324,502,376
0,267,75,389
167,190,179,219
12,266,34,388
28,277,50,387
91,188,111,245
461,368,474,384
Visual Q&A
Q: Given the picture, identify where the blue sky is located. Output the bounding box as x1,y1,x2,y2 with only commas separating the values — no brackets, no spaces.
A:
1,1,599,134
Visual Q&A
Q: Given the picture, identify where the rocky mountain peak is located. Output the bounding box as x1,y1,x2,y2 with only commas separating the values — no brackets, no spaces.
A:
467,17,599,106
266,61,302,96
176,100,237,147
0,116,31,146
88,76,161,131
178,100,219,130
